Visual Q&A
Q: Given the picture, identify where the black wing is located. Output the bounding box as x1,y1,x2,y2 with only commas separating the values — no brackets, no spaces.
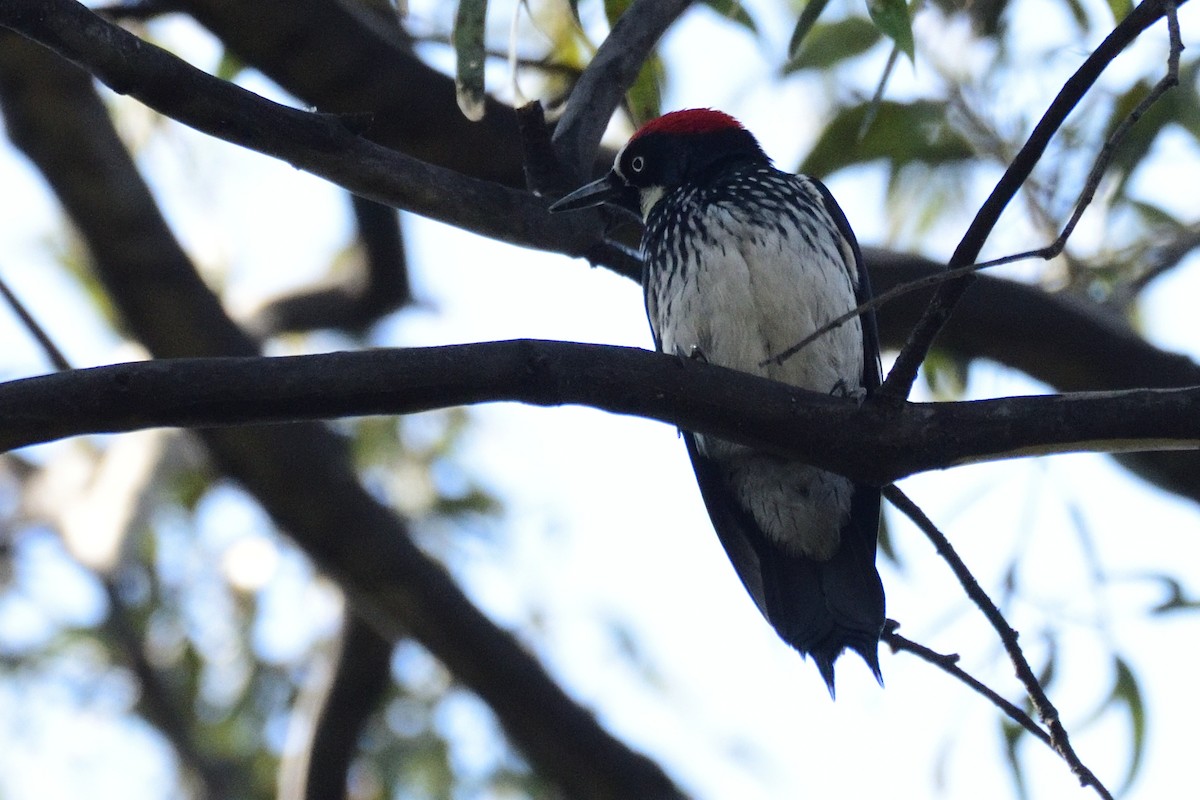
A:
664,179,885,696
680,433,884,696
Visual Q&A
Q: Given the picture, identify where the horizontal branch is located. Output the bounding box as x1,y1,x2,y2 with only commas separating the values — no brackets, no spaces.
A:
1,340,1197,484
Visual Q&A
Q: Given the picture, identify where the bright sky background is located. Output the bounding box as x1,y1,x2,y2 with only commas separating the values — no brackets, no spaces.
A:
0,0,1198,798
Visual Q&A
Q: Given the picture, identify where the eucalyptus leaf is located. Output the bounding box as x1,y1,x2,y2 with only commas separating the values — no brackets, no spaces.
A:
801,100,974,176
865,0,914,62
452,0,488,121
1111,657,1146,794
785,17,882,73
702,0,758,34
788,0,834,60
1106,0,1134,21
215,50,246,83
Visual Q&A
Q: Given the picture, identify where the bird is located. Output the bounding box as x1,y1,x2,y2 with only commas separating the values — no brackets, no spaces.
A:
550,108,884,695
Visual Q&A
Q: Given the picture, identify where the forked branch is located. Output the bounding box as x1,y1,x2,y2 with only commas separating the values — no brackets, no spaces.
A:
880,0,1189,401
884,486,1113,799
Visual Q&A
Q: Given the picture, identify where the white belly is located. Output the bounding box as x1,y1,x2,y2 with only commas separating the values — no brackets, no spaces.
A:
647,197,864,559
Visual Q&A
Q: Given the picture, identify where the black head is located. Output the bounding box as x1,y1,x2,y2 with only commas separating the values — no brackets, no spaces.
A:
550,109,770,219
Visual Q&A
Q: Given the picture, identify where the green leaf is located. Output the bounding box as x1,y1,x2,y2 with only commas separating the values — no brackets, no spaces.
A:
1000,720,1032,800
866,0,914,62
1128,200,1182,231
1060,0,1090,29
801,100,974,177
603,0,631,24
603,0,663,126
1102,61,1200,198
788,0,834,60
1145,573,1200,613
785,17,882,73
1033,636,1057,694
215,50,246,83
452,0,488,122
1080,657,1146,794
625,54,665,127
921,347,968,400
702,0,758,34
1112,657,1147,793
1105,0,1134,21
876,510,902,567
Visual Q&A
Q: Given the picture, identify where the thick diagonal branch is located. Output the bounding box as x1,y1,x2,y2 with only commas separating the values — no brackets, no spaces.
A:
0,0,607,259
551,0,693,176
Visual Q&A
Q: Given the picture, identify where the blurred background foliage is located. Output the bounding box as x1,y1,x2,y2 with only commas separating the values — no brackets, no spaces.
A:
0,0,1197,798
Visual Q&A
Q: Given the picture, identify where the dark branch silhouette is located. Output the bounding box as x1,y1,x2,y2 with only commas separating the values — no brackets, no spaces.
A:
0,343,1197,482
250,194,413,336
551,0,693,177
0,32,684,800
4,0,1199,507
0,0,611,259
882,625,1052,747
0,0,1195,796
881,0,1189,400
884,487,1112,798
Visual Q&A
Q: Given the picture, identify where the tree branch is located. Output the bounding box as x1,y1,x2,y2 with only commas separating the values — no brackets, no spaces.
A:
276,613,393,800
869,250,1200,503
0,0,606,260
884,487,1112,798
176,0,527,185
250,194,412,336
880,0,1189,400
882,625,1052,747
0,342,1196,483
0,32,684,799
551,0,693,177
0,265,71,371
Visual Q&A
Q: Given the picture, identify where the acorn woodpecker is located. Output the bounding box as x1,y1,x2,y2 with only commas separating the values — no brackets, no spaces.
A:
551,109,884,694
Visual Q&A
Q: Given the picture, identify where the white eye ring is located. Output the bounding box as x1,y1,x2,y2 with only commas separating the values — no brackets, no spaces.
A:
630,155,645,172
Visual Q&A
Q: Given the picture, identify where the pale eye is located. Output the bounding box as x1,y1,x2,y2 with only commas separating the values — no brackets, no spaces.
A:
630,155,645,173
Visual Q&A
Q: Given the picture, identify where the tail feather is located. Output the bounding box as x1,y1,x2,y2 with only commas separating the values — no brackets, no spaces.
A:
683,433,885,694
756,526,884,697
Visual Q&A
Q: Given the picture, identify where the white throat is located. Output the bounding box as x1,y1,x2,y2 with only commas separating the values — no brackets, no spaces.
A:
639,185,666,220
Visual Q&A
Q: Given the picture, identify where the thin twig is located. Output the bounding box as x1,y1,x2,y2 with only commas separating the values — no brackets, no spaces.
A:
774,0,1185,371
879,0,1188,402
764,255,1019,368
884,485,1114,799
1123,221,1200,298
1029,0,1182,268
882,623,1051,746
858,45,900,141
0,266,70,371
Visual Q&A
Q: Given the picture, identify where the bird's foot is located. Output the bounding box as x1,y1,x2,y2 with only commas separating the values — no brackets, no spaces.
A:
673,344,708,364
830,379,867,403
